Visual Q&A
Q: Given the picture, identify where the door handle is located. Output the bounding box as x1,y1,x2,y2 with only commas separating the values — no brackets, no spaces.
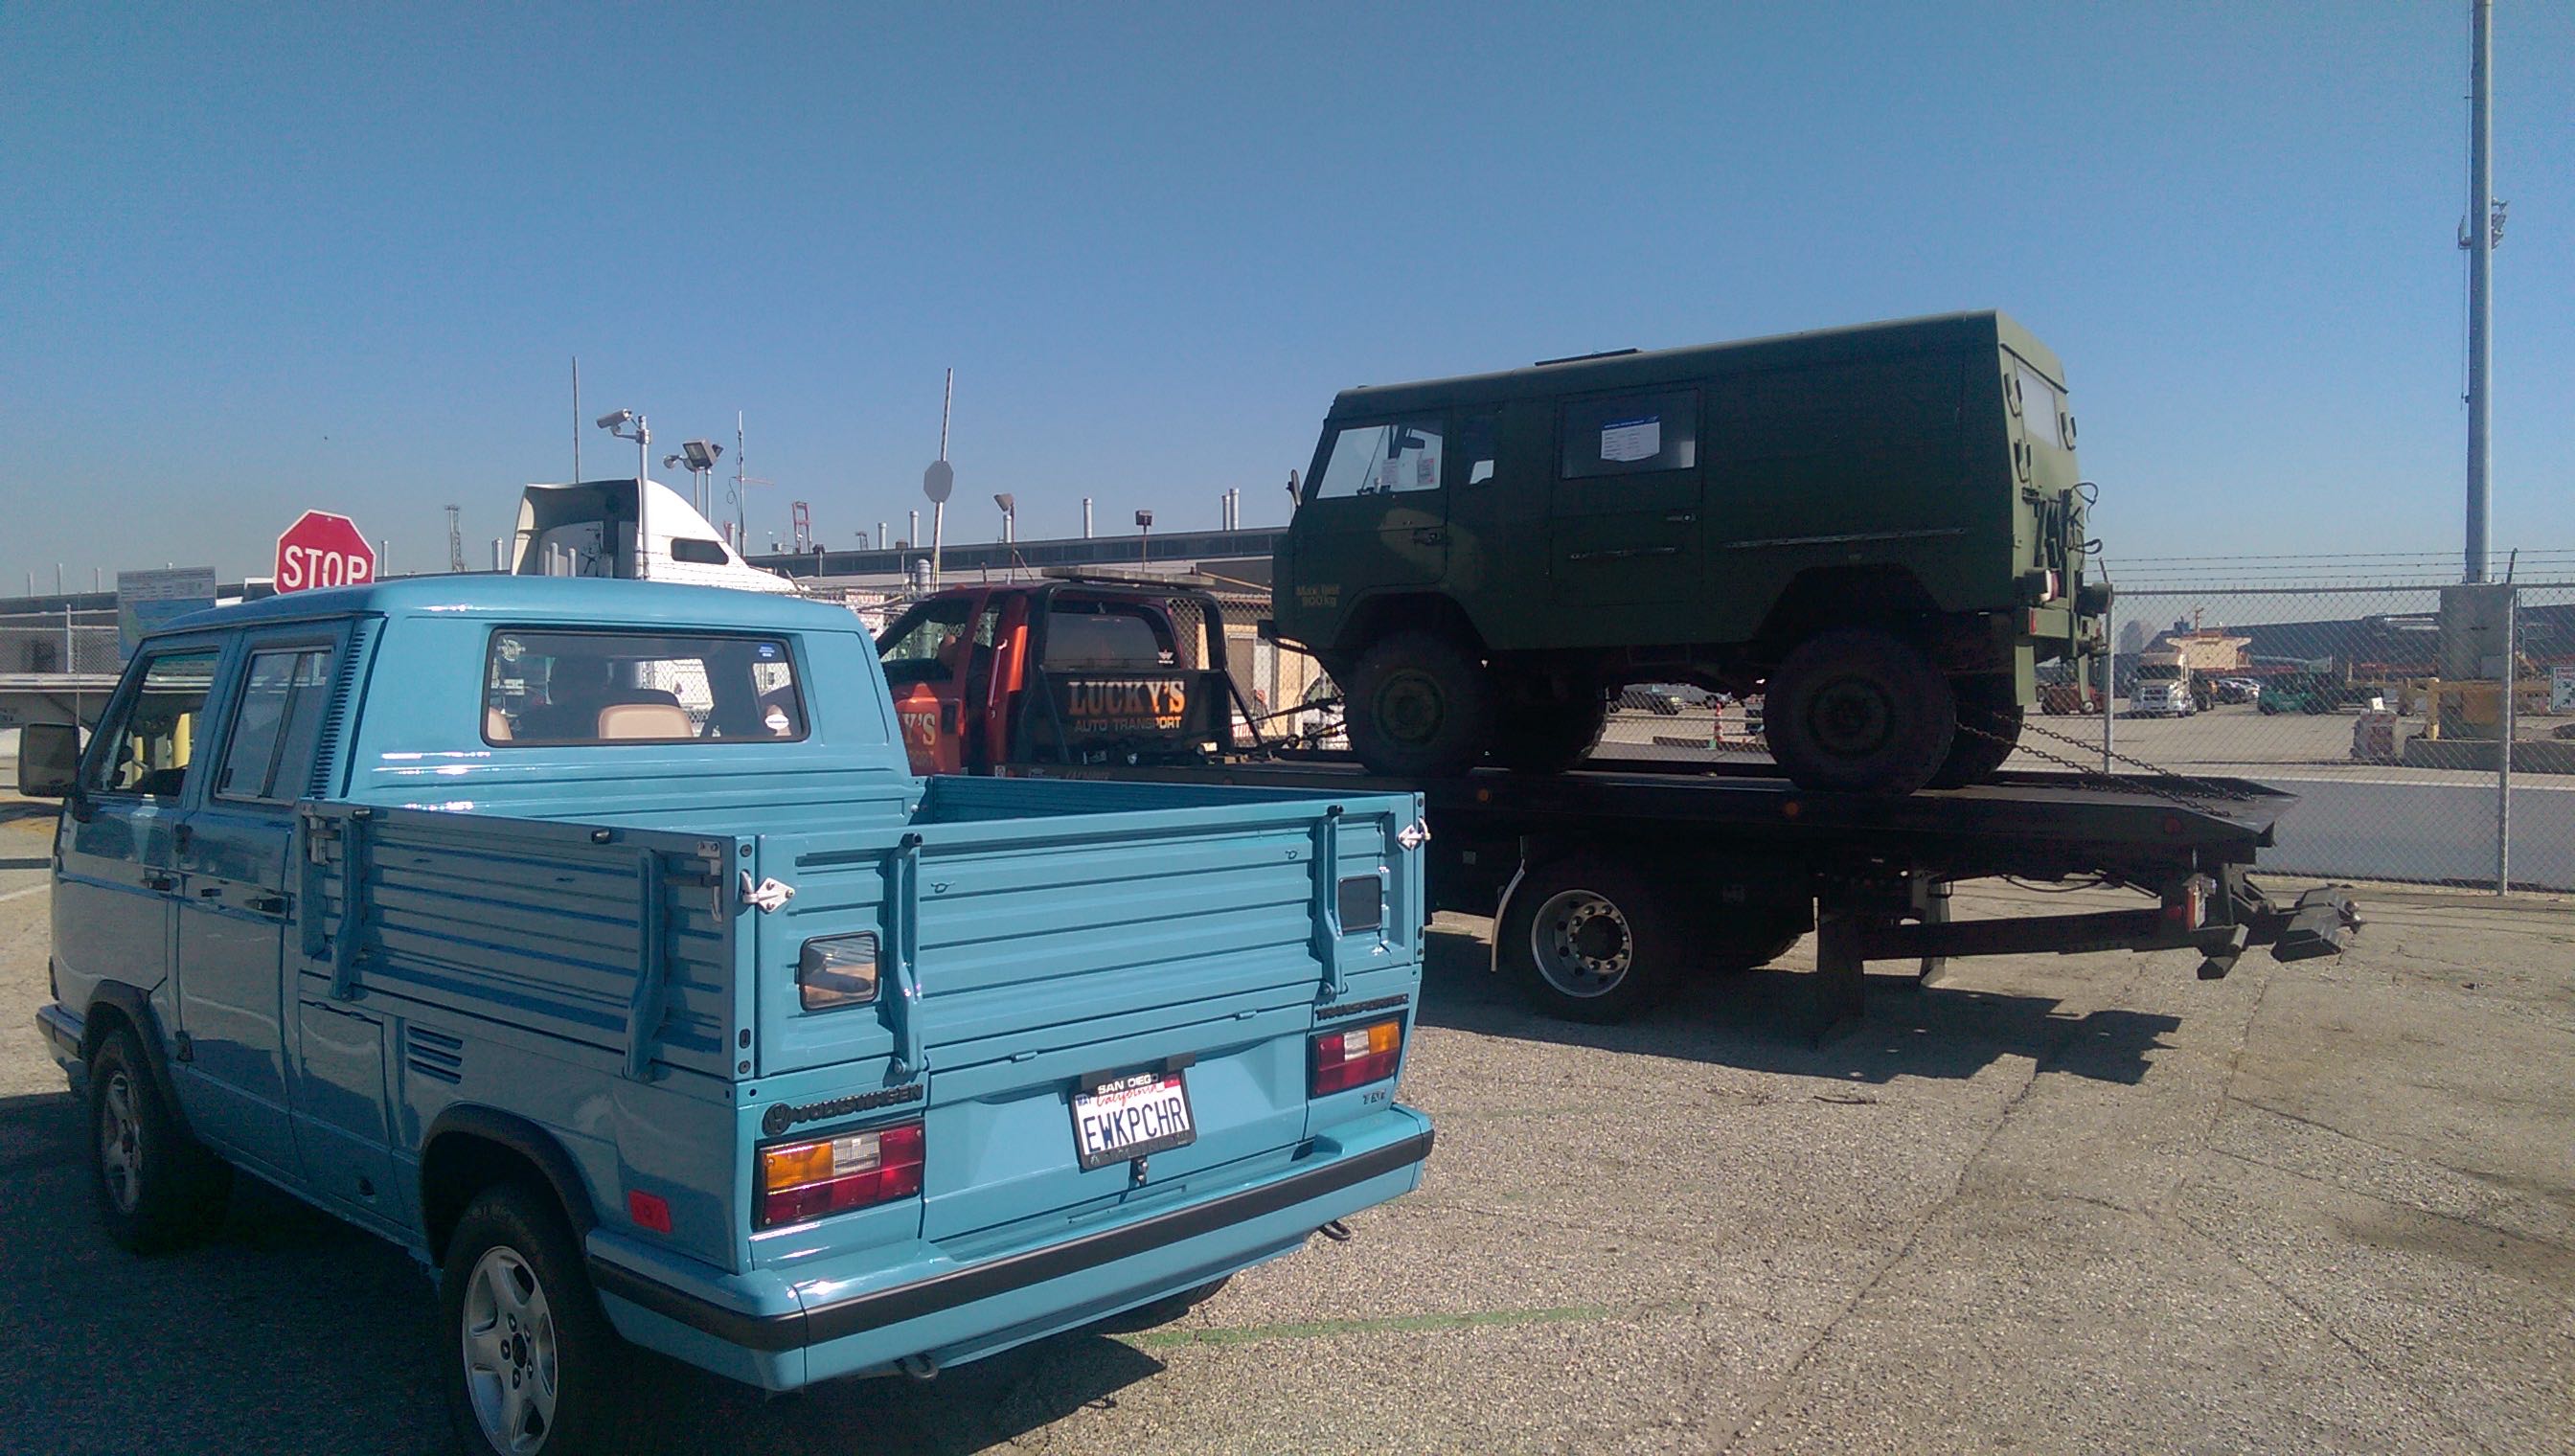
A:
142,872,178,893
197,885,224,899
1664,512,1697,524
247,893,288,916
1410,527,1447,546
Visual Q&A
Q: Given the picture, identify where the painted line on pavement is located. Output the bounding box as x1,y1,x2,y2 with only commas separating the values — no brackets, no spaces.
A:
0,883,50,904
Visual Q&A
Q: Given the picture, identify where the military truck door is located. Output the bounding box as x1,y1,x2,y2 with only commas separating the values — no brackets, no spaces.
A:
1297,415,1451,596
1547,387,1705,614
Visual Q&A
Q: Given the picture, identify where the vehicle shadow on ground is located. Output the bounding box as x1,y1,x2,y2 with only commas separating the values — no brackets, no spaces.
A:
1416,927,2180,1086
0,803,59,829
0,1091,1162,1456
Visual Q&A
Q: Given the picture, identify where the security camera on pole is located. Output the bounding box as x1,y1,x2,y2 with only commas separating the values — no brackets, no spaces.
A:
923,369,956,587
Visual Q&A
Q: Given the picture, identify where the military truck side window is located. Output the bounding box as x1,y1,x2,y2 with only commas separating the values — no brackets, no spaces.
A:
215,648,335,802
1460,411,1498,485
879,600,974,685
1560,390,1699,479
1311,419,1446,499
89,648,220,799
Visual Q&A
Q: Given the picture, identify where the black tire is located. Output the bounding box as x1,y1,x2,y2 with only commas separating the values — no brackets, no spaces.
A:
1498,853,1682,1023
442,1182,629,1456
1688,909,1810,973
1927,676,2025,789
1491,692,1608,774
1763,628,1957,795
1090,1276,1233,1334
87,1026,231,1254
1346,630,1497,778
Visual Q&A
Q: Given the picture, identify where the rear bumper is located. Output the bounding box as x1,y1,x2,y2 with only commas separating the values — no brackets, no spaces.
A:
590,1109,1433,1390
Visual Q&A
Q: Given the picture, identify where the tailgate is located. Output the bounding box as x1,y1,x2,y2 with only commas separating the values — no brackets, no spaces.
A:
754,785,1423,1242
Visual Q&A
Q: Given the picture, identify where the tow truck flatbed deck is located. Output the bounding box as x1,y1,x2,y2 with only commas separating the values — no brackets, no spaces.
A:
1006,753,2358,1035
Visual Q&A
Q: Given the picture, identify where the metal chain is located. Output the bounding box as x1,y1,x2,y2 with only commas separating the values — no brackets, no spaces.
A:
1954,712,2259,813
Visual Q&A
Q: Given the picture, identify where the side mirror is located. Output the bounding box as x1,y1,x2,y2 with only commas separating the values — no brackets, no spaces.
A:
16,721,82,798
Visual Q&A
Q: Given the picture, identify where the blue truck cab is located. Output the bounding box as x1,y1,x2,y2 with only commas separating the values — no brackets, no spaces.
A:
23,577,1433,1455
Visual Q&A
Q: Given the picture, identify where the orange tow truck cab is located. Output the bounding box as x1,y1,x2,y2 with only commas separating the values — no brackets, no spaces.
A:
876,580,1244,775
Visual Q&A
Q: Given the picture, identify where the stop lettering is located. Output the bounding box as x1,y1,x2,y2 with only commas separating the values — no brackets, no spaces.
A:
274,511,376,594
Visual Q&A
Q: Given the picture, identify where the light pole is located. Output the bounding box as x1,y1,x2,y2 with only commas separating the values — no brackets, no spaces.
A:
994,493,1016,545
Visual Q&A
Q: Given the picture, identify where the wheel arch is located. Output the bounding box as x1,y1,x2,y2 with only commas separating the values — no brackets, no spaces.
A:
1752,565,1944,661
420,1106,601,1263
1337,591,1487,658
81,981,193,1136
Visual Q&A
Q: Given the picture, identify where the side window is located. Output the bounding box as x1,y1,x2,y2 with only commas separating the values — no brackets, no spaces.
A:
878,600,973,685
1460,411,1498,486
1310,419,1446,500
1560,389,1699,479
670,538,728,565
89,649,221,799
216,648,336,802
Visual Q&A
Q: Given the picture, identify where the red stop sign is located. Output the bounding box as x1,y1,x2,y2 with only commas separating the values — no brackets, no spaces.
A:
274,511,376,594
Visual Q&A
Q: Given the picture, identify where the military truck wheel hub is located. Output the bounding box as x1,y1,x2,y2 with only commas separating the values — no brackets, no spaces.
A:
1806,676,1896,758
1374,672,1447,745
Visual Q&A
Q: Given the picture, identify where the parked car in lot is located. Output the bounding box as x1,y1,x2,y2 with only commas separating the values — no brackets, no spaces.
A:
1615,684,1696,716
20,577,1432,1456
2212,676,2262,705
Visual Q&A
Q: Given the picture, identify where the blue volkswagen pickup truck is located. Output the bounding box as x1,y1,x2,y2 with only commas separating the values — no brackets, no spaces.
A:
18,577,1432,1455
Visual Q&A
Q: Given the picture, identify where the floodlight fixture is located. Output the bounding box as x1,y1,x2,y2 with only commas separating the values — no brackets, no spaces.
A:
680,439,722,472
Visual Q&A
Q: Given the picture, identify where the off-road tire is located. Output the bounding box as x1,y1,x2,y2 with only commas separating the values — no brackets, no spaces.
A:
1499,853,1681,1023
87,1026,232,1254
442,1182,629,1456
1491,692,1609,774
1764,629,1957,795
1927,676,2025,789
1346,630,1497,778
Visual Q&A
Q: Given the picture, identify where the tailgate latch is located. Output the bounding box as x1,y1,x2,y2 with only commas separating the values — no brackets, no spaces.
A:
740,874,795,913
1397,819,1431,852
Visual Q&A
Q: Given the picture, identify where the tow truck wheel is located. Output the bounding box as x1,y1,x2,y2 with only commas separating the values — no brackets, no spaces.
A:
1347,630,1496,778
1689,911,1809,972
1500,854,1679,1023
1491,691,1608,774
1927,676,2023,789
1764,629,1956,795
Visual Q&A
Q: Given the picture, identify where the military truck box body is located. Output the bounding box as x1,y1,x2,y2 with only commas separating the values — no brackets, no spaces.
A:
1274,310,2095,690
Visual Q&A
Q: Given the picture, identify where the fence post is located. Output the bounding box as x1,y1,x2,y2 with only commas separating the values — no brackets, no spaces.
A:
2101,587,2116,772
2495,586,2516,895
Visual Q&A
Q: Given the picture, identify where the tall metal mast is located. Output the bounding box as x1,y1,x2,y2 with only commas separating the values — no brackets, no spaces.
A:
2463,0,2495,582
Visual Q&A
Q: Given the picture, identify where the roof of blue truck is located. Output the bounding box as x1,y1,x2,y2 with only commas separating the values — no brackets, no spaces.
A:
156,575,860,637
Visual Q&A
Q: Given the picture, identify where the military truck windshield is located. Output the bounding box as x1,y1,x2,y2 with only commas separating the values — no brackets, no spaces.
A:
484,629,804,745
1312,419,1445,499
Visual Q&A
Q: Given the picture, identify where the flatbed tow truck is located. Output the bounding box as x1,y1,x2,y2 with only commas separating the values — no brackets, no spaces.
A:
874,579,2360,1033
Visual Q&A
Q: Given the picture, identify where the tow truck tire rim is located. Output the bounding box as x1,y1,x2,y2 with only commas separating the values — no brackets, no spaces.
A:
462,1246,559,1454
1531,889,1633,997
99,1072,141,1215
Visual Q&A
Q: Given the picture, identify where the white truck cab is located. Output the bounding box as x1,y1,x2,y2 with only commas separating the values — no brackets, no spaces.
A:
513,478,796,594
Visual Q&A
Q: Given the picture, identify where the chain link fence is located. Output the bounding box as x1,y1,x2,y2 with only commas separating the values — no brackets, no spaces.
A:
0,608,123,676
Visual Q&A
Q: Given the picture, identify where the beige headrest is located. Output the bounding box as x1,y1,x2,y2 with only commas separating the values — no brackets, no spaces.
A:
595,703,694,740
486,708,513,741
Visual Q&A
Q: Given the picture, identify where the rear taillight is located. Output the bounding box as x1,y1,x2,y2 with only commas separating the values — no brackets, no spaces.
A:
1311,1019,1402,1096
756,1122,923,1228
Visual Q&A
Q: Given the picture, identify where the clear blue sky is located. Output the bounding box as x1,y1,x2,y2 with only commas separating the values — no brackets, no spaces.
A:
4,1,2568,589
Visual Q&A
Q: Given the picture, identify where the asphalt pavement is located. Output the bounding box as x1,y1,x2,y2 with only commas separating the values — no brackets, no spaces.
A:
0,798,2569,1454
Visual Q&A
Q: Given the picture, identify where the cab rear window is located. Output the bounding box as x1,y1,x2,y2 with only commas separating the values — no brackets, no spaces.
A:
483,629,805,745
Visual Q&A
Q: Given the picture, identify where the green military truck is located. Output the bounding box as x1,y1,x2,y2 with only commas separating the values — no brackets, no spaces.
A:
1269,311,2108,794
